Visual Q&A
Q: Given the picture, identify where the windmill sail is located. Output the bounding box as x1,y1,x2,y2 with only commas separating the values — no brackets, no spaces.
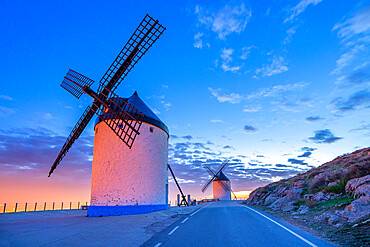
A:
48,106,95,176
91,90,144,148
49,14,165,177
98,14,166,95
61,69,95,99
201,160,230,193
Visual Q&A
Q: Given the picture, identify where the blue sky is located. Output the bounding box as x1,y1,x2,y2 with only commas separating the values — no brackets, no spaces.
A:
0,0,369,202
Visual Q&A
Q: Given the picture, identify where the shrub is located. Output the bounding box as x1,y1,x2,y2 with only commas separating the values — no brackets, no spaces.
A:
343,164,370,180
308,176,327,193
322,179,348,194
293,199,306,207
313,196,354,211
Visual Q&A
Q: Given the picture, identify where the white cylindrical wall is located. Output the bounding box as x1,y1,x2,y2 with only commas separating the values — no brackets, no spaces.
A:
213,180,231,200
90,121,168,206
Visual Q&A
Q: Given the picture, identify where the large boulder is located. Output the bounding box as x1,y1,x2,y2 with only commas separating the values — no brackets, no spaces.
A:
346,174,370,193
246,188,269,205
354,184,370,198
342,195,370,223
268,188,303,211
314,211,345,227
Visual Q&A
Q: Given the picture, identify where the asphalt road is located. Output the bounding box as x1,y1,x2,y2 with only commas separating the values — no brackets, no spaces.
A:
141,201,334,247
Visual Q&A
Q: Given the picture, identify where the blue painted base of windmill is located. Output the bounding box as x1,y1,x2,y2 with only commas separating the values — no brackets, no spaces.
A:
87,204,169,217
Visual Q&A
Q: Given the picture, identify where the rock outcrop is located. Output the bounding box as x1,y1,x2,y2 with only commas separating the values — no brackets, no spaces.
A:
245,147,370,226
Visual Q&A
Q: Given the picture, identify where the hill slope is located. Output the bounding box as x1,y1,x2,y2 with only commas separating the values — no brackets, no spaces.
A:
245,147,370,246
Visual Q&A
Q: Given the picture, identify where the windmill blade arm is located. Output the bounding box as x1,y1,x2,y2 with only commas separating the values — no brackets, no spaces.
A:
61,69,95,99
201,177,214,193
214,159,230,177
98,14,166,95
89,89,144,149
204,164,216,176
48,106,96,177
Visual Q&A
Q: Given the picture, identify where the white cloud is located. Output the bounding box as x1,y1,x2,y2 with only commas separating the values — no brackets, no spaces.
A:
43,113,57,120
331,7,370,83
283,26,298,44
0,106,15,116
221,63,241,72
152,109,160,115
0,95,13,101
284,0,323,23
332,44,364,74
243,105,262,112
332,7,370,42
255,56,288,77
209,88,243,104
220,48,242,72
161,101,172,110
194,32,205,49
248,82,308,99
240,46,255,59
266,8,271,16
195,4,252,40
210,119,223,123
221,48,233,62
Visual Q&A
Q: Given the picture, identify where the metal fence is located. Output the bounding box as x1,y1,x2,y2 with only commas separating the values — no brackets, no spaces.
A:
0,201,90,213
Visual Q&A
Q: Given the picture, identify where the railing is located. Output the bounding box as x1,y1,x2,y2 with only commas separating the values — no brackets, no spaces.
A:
0,201,90,213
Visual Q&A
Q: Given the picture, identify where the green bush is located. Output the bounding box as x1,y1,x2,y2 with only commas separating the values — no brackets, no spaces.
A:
293,199,306,207
313,196,354,211
323,179,348,194
308,176,327,193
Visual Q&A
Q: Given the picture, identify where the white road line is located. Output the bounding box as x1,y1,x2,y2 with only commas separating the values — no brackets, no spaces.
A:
154,243,162,247
181,217,189,223
168,226,179,235
190,208,201,216
189,202,212,217
242,205,318,247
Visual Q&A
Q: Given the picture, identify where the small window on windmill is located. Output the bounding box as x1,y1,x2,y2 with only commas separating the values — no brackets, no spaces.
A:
150,127,154,133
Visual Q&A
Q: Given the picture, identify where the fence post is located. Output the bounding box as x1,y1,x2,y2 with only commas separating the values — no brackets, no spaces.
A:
61,202,63,210
44,202,46,211
70,202,72,210
25,202,27,212
15,203,18,212
52,202,55,210
3,203,6,213
34,202,37,211
78,202,80,209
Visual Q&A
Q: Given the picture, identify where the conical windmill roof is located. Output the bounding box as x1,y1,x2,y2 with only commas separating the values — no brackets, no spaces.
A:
94,91,169,135
214,171,230,181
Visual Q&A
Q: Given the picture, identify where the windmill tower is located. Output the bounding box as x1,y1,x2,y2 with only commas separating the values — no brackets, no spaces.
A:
213,171,231,200
48,15,167,217
202,160,236,201
91,92,169,214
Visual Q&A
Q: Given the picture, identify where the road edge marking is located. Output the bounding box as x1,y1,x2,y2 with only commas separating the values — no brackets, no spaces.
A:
242,205,318,247
154,243,162,247
181,217,189,223
168,226,179,235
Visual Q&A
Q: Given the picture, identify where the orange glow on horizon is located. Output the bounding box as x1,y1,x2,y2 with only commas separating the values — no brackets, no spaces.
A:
234,190,252,199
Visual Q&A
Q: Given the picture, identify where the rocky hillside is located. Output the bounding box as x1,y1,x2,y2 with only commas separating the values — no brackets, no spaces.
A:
245,147,369,245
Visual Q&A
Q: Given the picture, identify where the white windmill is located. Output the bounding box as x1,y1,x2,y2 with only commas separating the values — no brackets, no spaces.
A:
48,15,168,217
201,160,237,200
